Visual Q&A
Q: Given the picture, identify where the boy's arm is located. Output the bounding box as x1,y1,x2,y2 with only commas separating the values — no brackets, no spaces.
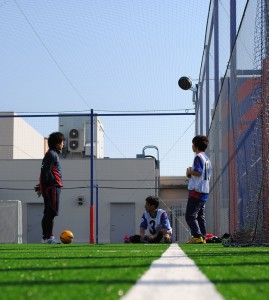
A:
160,212,169,234
186,167,201,177
140,227,146,241
186,156,203,177
139,214,147,241
40,152,54,187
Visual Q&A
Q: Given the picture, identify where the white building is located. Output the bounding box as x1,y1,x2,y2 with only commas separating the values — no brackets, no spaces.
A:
0,113,188,244
0,112,46,159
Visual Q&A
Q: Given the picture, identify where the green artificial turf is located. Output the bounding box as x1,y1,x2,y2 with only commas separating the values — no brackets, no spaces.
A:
0,243,169,300
180,243,269,300
2,243,269,300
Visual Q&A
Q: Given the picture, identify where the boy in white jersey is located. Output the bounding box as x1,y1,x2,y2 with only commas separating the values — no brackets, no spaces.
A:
185,135,212,244
125,196,172,243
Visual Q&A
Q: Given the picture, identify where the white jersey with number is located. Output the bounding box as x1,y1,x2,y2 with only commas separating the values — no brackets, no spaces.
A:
140,209,172,235
188,152,211,194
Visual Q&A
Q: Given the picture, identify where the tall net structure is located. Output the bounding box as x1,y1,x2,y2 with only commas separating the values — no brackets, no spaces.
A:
205,0,269,246
225,0,269,246
245,0,269,245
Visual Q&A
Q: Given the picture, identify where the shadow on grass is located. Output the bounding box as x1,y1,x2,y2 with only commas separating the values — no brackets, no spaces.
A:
190,261,269,267
1,278,269,287
0,244,167,251
181,250,269,257
3,261,268,274
0,263,151,272
211,278,269,284
0,255,161,260
0,279,137,286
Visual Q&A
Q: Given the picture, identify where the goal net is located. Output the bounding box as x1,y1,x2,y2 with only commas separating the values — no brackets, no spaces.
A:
0,200,22,243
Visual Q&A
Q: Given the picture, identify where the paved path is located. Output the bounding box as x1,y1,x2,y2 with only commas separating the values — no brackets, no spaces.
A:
122,243,223,300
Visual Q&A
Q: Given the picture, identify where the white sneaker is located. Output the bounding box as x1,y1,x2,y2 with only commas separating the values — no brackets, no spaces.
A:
41,238,48,244
47,236,57,244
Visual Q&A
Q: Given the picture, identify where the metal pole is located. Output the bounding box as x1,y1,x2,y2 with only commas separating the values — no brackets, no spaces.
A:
214,0,219,108
90,109,94,244
228,0,237,234
96,184,99,244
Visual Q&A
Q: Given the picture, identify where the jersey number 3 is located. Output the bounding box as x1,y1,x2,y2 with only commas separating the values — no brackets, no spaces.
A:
149,220,156,234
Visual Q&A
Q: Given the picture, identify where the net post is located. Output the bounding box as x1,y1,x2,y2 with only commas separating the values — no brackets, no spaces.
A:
90,109,95,244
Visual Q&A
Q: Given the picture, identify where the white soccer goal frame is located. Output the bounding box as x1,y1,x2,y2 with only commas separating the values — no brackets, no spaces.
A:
0,200,22,244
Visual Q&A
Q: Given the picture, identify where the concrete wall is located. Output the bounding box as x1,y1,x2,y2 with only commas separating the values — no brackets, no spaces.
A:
0,158,157,244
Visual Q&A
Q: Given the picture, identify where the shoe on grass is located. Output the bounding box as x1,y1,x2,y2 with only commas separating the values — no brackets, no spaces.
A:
47,236,57,244
187,236,204,244
124,235,131,243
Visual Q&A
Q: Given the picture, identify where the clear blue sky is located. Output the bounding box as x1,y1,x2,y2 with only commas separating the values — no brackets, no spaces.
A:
0,0,210,175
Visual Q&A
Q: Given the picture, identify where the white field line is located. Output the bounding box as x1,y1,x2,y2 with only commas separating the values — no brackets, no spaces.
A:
121,243,224,300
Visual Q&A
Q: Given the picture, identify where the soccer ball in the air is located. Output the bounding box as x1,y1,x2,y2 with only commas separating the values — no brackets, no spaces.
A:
60,230,74,244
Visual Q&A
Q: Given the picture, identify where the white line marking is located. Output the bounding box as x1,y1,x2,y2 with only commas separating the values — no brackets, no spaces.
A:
121,243,224,300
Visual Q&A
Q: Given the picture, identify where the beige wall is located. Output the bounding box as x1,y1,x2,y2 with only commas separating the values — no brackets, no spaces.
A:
160,176,188,204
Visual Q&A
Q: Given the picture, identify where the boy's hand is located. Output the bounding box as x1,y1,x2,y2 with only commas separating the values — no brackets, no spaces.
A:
34,184,41,197
186,167,192,178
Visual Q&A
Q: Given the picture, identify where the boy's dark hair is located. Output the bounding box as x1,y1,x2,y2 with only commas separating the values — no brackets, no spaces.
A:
145,196,159,208
192,135,209,151
48,132,65,149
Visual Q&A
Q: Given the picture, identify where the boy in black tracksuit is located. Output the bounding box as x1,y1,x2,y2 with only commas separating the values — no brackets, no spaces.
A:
35,132,65,244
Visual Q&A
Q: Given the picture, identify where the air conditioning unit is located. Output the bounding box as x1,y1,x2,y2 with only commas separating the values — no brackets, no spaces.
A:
69,128,79,139
68,128,84,152
69,140,79,150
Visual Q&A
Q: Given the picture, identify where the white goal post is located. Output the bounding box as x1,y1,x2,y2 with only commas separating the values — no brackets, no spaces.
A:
0,200,22,243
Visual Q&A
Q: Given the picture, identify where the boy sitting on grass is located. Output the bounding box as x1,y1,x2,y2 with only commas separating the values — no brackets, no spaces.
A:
124,195,172,244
